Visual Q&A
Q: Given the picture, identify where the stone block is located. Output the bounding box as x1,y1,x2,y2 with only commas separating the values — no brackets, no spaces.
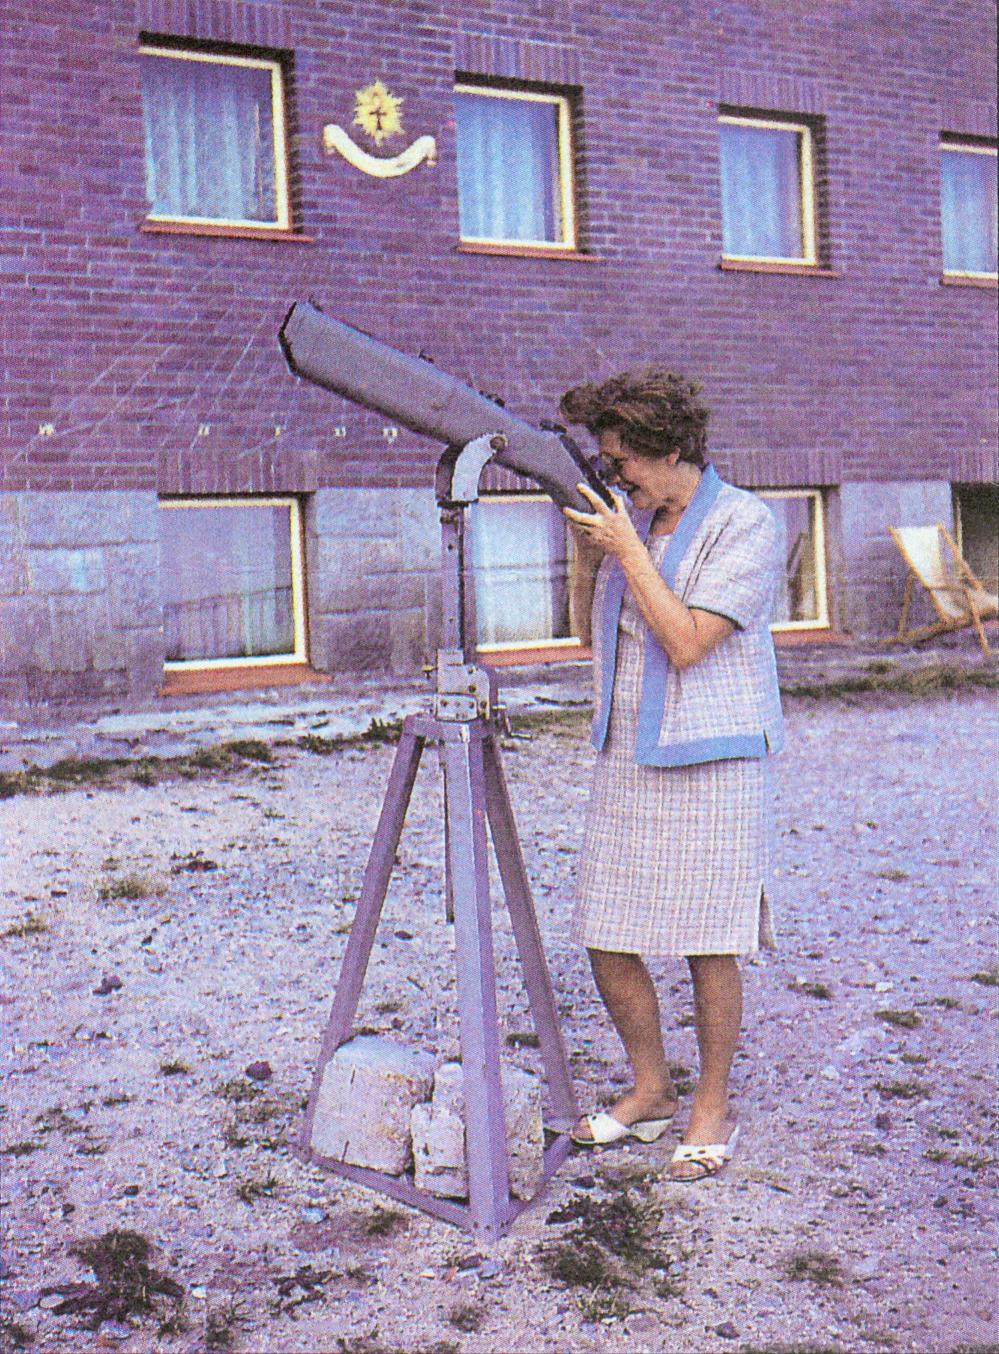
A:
310,487,399,539
410,1060,544,1200
310,1036,435,1174
28,547,107,596
22,492,159,547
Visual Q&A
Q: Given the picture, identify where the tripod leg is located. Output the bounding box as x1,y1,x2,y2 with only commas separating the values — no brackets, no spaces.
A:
482,731,580,1129
299,722,424,1150
442,727,510,1238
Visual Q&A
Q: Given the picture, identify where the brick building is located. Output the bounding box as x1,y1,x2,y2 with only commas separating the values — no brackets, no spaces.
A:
1,0,996,705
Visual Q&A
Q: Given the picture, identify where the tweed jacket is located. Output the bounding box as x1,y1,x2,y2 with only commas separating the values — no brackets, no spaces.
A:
591,464,785,766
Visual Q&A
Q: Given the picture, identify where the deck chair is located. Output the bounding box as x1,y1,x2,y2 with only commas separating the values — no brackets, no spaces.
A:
889,523,998,655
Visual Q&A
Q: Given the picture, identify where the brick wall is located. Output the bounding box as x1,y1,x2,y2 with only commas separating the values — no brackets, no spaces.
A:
2,0,996,499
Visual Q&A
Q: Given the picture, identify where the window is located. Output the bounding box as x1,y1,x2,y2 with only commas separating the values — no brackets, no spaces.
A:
940,141,998,278
139,45,291,229
471,495,576,649
719,115,817,264
160,497,306,668
454,83,576,249
758,490,828,630
954,484,999,592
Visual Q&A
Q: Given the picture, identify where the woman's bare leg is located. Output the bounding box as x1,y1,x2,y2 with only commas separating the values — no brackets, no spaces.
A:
671,954,741,1176
575,948,677,1138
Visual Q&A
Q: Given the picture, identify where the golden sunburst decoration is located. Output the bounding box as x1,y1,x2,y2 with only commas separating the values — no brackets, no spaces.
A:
353,80,405,145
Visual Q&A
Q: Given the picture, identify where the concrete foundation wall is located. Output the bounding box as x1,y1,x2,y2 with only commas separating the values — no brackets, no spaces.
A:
837,481,955,638
0,492,164,705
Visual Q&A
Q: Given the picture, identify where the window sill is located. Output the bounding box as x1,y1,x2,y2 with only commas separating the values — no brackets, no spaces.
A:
940,273,998,289
479,642,591,666
772,628,849,646
159,662,331,696
456,241,600,262
719,258,839,278
141,221,315,244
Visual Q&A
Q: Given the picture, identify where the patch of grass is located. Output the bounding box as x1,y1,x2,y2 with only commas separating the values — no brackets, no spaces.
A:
924,1146,950,1163
505,1030,541,1048
875,1008,922,1029
875,1078,931,1100
374,998,404,1015
447,1302,485,1333
170,852,218,875
159,1060,191,1076
362,1207,405,1237
215,1078,261,1103
936,1126,960,1140
298,733,341,755
875,867,911,881
45,757,122,784
224,739,274,763
782,663,999,700
98,872,164,901
951,1152,994,1171
235,1172,280,1204
2,911,49,939
852,1141,888,1158
933,995,962,1010
0,1317,35,1348
1,1140,43,1157
541,1239,623,1289
43,1229,184,1330
969,967,999,988
785,1248,846,1286
901,1052,929,1065
579,1288,634,1322
204,1296,247,1350
101,1093,132,1108
789,978,832,1000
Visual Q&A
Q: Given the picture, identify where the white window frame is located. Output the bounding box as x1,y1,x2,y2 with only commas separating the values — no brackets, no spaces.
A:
140,44,291,230
719,114,818,266
473,492,582,654
454,83,577,250
940,139,998,280
160,496,307,670
758,488,829,631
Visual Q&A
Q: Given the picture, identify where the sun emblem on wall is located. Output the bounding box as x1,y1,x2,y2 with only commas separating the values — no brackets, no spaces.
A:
353,80,405,145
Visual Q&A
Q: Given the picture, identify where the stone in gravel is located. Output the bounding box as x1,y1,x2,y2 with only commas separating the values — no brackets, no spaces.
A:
310,1035,435,1173
92,974,123,995
244,1060,273,1081
715,1322,740,1339
10,1289,40,1312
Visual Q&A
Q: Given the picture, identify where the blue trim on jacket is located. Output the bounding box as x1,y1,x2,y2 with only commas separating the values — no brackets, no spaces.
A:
592,464,770,766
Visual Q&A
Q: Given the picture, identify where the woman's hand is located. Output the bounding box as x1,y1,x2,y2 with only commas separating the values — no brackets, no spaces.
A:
563,483,644,564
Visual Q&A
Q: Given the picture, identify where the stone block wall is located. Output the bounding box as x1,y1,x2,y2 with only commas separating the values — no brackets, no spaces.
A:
0,492,163,705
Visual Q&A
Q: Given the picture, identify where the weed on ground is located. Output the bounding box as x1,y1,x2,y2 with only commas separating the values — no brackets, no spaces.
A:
40,1229,184,1331
784,1248,847,1286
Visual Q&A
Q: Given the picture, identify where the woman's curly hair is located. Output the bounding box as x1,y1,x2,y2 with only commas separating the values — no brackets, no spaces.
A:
560,366,709,467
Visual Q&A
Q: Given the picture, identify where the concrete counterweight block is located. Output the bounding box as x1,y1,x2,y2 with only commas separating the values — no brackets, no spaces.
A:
411,1060,545,1200
310,1035,435,1174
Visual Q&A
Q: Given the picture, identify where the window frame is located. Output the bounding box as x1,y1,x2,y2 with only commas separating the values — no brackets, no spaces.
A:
939,139,998,281
139,44,292,232
453,82,578,252
719,114,818,267
471,491,583,655
159,495,307,671
757,488,829,631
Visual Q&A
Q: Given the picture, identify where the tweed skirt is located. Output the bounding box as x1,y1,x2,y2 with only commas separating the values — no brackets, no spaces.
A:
572,627,776,957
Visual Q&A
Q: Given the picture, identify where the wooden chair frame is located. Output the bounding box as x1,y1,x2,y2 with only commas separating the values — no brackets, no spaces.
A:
889,523,997,655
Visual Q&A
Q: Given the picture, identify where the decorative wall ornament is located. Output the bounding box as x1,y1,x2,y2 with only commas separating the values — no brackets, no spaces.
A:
323,80,436,178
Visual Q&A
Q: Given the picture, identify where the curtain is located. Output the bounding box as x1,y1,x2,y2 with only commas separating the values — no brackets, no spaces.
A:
471,500,570,645
455,91,563,243
161,504,295,661
141,54,277,223
720,123,804,259
941,149,998,274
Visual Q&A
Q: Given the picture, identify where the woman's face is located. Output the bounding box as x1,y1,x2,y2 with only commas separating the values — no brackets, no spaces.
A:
597,428,684,511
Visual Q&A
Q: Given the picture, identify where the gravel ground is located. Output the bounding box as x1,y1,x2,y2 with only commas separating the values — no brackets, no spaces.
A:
1,690,996,1354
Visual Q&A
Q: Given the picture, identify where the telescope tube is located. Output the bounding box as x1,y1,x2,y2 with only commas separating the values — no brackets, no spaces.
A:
278,302,612,513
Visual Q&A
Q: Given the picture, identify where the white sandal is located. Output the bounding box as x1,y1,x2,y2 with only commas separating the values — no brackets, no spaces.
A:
669,1125,740,1180
571,1109,675,1147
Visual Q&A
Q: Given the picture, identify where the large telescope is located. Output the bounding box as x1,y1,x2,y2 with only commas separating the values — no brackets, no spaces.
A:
278,301,612,513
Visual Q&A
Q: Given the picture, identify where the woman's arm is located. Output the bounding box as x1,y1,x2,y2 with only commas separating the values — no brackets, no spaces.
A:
564,485,735,670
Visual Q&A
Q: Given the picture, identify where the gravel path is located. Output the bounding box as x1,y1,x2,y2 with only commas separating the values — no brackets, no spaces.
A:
1,691,996,1354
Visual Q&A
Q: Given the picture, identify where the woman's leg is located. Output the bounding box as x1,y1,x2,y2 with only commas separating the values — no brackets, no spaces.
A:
672,954,741,1175
576,948,677,1136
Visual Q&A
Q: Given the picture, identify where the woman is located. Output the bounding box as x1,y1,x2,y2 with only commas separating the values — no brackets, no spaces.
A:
560,367,784,1181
